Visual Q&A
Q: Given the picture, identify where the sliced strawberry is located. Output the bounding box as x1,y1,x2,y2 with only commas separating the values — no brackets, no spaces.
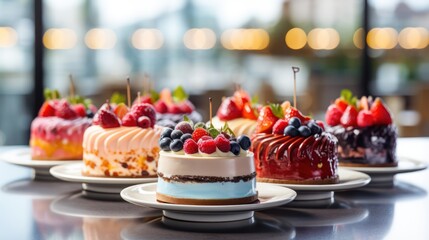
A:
325,104,343,126
233,89,251,110
73,103,87,117
371,98,392,125
216,97,242,121
255,105,279,134
114,103,129,119
55,100,77,119
99,109,120,128
154,100,168,113
335,98,348,112
340,105,358,127
284,107,311,124
281,101,291,114
242,102,258,120
357,110,375,127
359,96,370,111
38,101,56,117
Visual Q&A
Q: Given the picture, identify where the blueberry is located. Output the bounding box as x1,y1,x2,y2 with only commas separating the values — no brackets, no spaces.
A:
171,129,183,139
230,141,241,156
308,121,322,135
288,117,301,128
159,137,172,151
170,139,184,152
284,126,299,137
86,109,94,118
161,128,173,139
194,122,206,129
230,137,237,142
298,126,312,137
180,133,192,142
237,135,251,150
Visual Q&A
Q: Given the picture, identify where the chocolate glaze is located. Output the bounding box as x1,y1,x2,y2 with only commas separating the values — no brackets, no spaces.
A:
158,172,256,183
329,125,397,166
251,132,339,182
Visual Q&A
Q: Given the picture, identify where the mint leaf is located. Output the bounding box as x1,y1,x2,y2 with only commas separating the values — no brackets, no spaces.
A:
150,90,160,103
221,122,235,137
340,89,358,108
183,115,194,127
110,92,126,104
172,86,188,102
44,89,52,100
269,103,284,119
251,95,259,105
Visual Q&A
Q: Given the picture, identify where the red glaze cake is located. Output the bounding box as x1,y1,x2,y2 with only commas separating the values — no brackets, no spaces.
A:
30,95,95,160
251,102,339,184
325,90,397,167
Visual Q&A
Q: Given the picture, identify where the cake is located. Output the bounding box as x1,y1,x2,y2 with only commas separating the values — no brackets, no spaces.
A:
156,121,257,205
325,90,397,167
251,102,339,184
82,102,162,177
212,89,259,136
30,91,95,160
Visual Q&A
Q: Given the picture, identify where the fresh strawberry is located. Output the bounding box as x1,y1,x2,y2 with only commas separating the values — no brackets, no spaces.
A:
340,105,358,127
233,89,251,110
255,105,281,134
178,100,194,114
359,96,370,111
357,110,375,127
72,104,87,117
335,98,348,112
183,138,198,154
139,96,153,104
99,109,120,128
242,102,258,120
192,127,209,142
215,135,230,152
168,104,182,114
198,138,217,154
216,97,242,121
122,112,137,127
370,98,392,125
284,107,311,124
38,101,56,117
325,104,343,126
272,119,288,134
132,103,156,128
154,100,168,113
281,101,291,114
114,103,129,119
55,100,77,119
316,120,325,131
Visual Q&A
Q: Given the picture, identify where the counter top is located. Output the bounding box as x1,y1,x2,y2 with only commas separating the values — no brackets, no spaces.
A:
0,138,428,240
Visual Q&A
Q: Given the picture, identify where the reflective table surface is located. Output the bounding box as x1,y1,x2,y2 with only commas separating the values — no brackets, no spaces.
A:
0,138,428,240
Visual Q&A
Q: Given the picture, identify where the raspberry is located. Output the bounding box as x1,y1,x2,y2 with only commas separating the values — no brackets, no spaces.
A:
137,116,151,128
192,127,209,142
73,104,87,117
38,101,56,117
175,121,193,134
168,104,182,114
272,119,288,134
198,138,216,154
197,136,212,143
154,100,168,113
55,100,77,119
183,138,198,154
131,103,156,128
215,135,230,152
122,112,137,127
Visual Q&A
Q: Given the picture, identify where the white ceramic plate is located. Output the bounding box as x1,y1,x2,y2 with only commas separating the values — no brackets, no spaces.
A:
120,182,297,222
269,169,371,200
50,163,157,194
0,147,81,176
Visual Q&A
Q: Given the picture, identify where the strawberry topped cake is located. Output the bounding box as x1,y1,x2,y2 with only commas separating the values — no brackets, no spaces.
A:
30,89,95,160
82,102,162,177
156,120,257,205
212,89,260,136
325,90,397,167
251,102,339,184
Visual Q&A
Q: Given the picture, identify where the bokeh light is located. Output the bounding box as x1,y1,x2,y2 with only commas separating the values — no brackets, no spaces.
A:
85,28,117,50
132,28,164,50
183,28,216,50
43,28,77,50
221,28,269,50
285,28,307,50
0,27,18,48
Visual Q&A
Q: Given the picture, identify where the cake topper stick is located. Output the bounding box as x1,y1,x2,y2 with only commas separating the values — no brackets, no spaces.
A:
209,97,213,126
69,74,75,99
137,91,141,104
126,76,131,108
143,73,150,96
292,66,300,108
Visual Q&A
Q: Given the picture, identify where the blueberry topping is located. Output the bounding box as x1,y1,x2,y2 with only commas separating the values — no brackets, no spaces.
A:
86,109,95,118
237,135,251,150
229,137,237,142
288,117,301,128
284,126,299,137
159,137,172,151
308,121,322,135
194,122,207,129
298,126,312,137
160,128,173,139
180,133,192,142
170,139,184,152
171,129,184,139
230,141,241,156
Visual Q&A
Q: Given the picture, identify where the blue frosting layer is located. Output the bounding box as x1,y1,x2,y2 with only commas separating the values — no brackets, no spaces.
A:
157,178,257,200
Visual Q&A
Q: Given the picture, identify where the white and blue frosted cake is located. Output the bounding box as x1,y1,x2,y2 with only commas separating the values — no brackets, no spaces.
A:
156,122,258,205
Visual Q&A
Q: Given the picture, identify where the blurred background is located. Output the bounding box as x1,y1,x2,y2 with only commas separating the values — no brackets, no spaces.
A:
1,0,429,145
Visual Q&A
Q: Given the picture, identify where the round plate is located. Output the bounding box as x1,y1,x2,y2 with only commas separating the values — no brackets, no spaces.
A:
0,147,81,176
270,169,371,201
50,163,157,194
120,182,297,223
341,158,427,185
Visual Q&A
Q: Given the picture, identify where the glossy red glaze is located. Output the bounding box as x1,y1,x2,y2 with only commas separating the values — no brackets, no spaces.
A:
251,133,339,182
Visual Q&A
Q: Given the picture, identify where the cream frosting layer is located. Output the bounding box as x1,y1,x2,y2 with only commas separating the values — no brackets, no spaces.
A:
211,117,256,137
157,152,255,178
82,125,162,177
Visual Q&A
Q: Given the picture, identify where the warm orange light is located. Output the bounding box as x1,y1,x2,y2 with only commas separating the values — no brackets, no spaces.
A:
398,27,428,49
132,29,164,50
183,28,216,50
0,27,18,48
307,28,340,50
221,28,269,50
43,28,77,50
353,28,364,49
285,28,307,50
85,28,116,50
367,28,398,49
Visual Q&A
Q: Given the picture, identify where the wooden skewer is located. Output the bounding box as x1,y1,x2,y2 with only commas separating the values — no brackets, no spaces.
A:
292,66,300,108
137,92,141,104
127,76,131,108
209,97,213,126
69,74,75,99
